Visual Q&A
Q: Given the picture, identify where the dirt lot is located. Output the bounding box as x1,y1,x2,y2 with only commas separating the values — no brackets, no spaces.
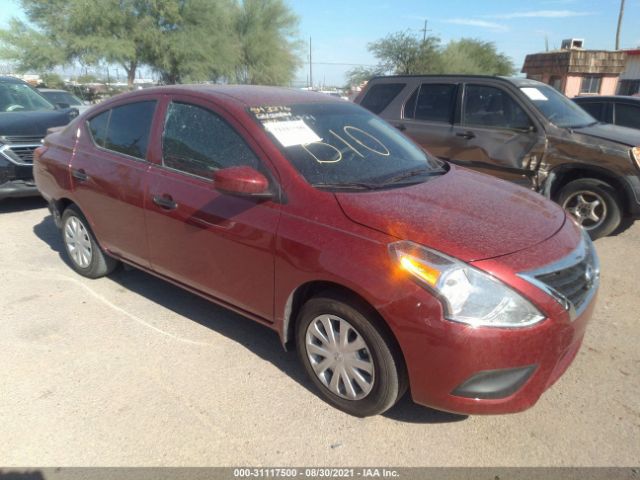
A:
0,197,638,466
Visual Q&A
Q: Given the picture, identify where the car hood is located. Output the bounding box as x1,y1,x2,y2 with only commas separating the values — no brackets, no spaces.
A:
570,122,640,147
0,109,78,137
335,166,566,262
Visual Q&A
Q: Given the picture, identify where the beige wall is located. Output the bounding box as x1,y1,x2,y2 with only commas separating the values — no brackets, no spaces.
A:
564,75,582,97
562,75,619,97
601,76,619,95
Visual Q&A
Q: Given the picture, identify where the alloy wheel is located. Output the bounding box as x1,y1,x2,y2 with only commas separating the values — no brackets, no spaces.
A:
562,190,607,230
64,216,93,268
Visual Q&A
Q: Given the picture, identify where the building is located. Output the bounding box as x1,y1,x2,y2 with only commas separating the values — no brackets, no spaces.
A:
521,39,627,97
618,49,640,96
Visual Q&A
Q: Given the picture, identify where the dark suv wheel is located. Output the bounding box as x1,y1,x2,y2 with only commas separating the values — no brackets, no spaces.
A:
296,293,407,417
557,178,622,240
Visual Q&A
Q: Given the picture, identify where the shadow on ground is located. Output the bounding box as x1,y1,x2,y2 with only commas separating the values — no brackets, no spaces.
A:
32,213,466,424
0,196,47,214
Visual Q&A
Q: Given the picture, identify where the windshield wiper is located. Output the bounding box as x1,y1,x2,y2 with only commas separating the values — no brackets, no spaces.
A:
374,167,444,186
568,121,599,129
311,182,379,191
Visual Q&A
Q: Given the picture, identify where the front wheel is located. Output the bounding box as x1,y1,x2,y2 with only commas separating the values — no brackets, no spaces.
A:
557,178,622,240
296,294,407,417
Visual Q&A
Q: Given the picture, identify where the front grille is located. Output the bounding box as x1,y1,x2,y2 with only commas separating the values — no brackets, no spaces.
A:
0,142,43,166
520,231,599,319
535,251,595,311
1,135,44,143
7,146,38,163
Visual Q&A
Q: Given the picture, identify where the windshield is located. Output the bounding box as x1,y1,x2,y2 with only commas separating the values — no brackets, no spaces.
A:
41,90,82,106
520,84,596,128
250,102,444,189
0,82,55,112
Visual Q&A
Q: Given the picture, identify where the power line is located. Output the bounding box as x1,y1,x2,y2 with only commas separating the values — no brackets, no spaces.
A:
301,61,378,67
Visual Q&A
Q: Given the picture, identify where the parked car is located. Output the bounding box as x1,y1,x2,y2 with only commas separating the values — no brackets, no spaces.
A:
574,95,640,131
35,86,598,417
0,76,79,200
355,75,640,239
38,88,93,114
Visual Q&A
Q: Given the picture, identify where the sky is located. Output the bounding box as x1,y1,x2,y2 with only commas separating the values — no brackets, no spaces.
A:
1,0,639,87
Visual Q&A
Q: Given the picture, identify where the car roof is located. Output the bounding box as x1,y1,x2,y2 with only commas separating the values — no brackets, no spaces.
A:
38,88,70,93
0,76,28,85
574,95,640,103
366,74,545,88
114,84,345,107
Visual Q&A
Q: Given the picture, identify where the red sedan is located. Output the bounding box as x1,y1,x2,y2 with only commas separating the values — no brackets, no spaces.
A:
34,86,599,417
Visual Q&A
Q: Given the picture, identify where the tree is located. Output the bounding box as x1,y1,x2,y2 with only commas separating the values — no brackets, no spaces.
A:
345,66,385,88
368,31,442,75
0,0,302,87
39,72,65,89
345,31,515,86
437,39,514,76
234,0,302,85
146,0,239,84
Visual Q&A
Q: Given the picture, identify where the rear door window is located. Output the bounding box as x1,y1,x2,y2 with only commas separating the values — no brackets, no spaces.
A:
463,85,532,130
404,83,456,123
104,101,156,159
360,83,406,114
162,102,260,179
614,103,640,130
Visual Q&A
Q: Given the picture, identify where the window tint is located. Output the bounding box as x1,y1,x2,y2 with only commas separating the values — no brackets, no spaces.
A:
88,110,110,147
104,101,156,159
463,85,532,130
412,84,456,123
615,103,640,130
578,102,604,121
360,83,405,114
580,76,601,94
162,102,259,178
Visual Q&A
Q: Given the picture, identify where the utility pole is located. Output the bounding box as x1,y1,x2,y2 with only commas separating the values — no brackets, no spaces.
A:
545,35,549,52
615,0,625,50
309,37,313,90
420,19,431,42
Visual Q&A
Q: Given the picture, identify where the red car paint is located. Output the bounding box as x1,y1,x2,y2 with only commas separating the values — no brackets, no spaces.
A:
34,85,596,415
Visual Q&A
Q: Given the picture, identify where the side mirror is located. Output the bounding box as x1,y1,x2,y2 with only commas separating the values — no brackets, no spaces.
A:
213,166,272,199
55,102,71,109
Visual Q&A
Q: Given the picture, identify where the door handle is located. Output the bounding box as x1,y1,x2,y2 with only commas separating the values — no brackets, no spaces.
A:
456,131,476,140
71,168,88,182
395,123,407,131
152,194,178,210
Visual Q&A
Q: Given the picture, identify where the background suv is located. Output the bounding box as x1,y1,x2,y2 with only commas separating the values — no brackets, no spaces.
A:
574,95,640,131
356,76,640,239
0,76,78,200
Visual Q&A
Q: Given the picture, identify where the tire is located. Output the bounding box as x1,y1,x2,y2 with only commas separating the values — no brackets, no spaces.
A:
556,178,622,240
61,205,118,278
296,293,407,417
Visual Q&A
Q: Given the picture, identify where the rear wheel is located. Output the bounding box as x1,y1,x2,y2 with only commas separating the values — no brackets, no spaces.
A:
61,205,118,278
296,294,407,417
557,178,622,240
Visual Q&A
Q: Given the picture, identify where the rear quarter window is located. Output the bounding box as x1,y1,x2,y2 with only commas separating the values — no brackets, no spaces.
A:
88,110,110,147
360,83,406,114
615,103,640,130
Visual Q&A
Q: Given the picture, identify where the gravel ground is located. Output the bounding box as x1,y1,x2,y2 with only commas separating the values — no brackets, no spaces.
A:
0,197,638,467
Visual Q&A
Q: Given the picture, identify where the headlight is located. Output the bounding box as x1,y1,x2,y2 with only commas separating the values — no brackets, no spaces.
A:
389,241,545,328
631,147,640,169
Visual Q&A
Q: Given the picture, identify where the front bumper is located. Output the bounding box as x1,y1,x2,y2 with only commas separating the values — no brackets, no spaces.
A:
379,219,597,415
0,179,40,200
